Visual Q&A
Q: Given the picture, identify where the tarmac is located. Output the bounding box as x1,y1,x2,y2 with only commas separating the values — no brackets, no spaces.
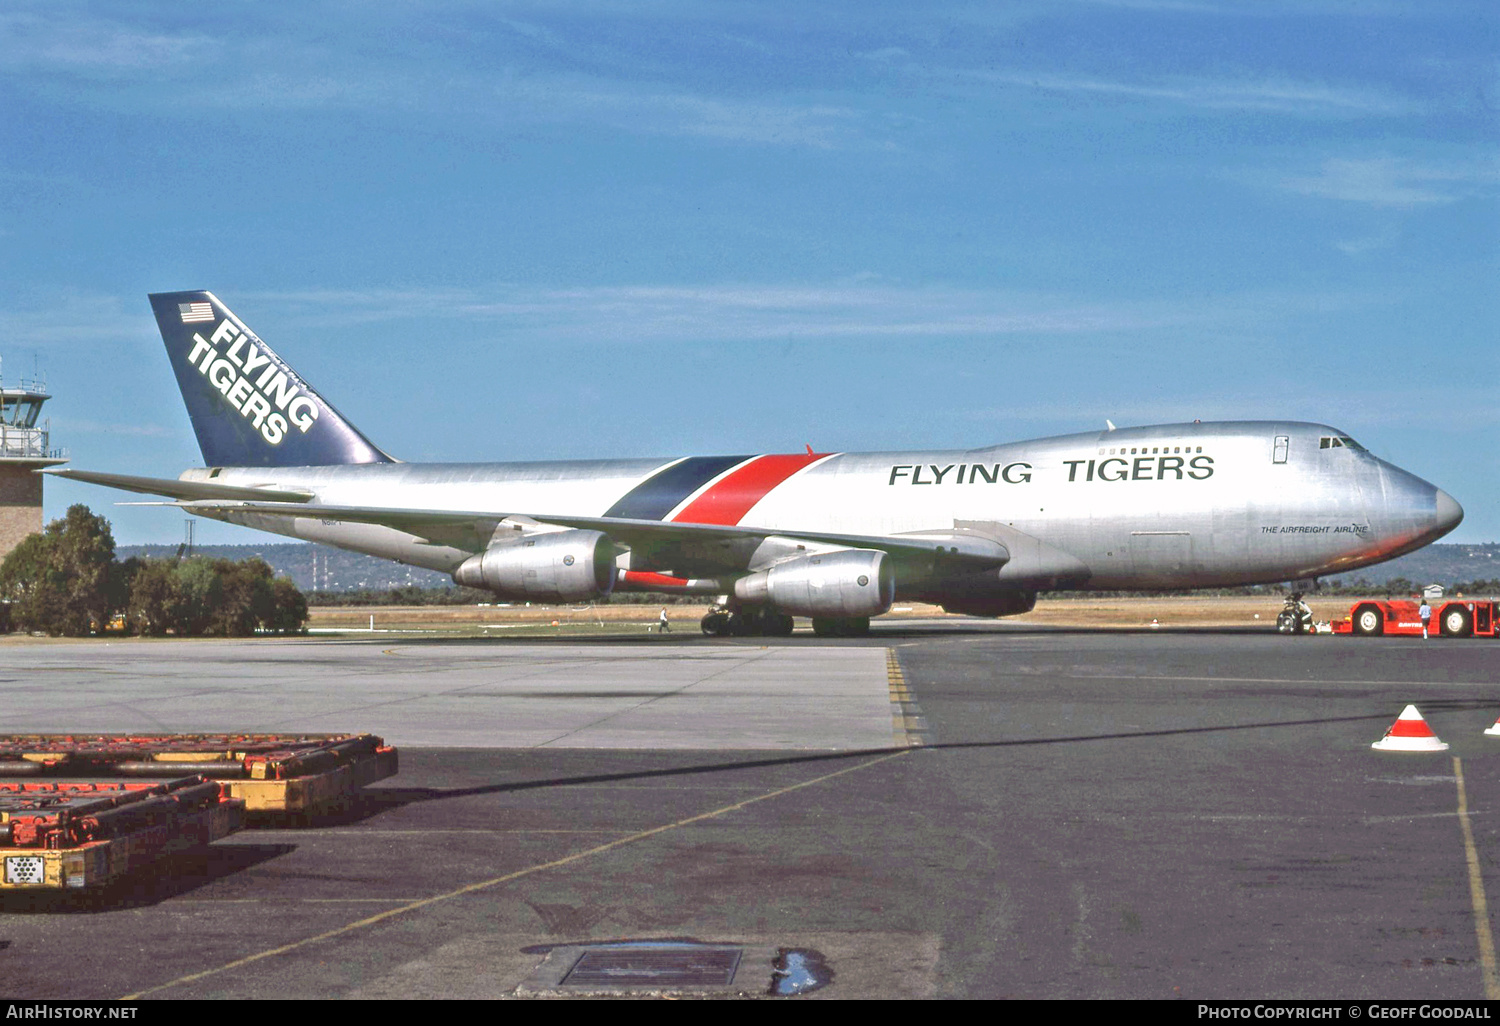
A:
4,640,895,749
3,622,1500,999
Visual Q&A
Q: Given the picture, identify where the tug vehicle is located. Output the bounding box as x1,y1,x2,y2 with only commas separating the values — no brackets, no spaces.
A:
1331,599,1500,638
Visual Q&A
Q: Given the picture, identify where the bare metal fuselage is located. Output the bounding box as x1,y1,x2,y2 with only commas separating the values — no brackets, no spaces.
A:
54,291,1463,621
182,419,1460,597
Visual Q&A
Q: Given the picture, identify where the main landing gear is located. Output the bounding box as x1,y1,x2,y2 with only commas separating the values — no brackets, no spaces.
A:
700,607,794,637
699,607,871,637
810,616,870,637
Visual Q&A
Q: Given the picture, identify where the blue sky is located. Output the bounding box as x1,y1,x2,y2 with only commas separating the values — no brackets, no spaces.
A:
3,1,1495,544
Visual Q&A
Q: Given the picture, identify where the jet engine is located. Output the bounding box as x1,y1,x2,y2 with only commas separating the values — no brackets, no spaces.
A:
733,548,894,618
452,529,615,602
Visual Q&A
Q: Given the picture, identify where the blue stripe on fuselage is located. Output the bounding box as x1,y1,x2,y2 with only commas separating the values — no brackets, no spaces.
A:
603,455,752,521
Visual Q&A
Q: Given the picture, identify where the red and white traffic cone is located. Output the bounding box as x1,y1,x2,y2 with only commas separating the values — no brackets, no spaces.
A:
1371,705,1449,752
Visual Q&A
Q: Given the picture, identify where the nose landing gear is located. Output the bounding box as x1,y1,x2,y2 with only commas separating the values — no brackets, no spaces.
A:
1276,593,1315,635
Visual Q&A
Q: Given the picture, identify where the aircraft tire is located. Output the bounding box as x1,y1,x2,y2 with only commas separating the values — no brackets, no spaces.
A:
811,616,870,637
726,612,756,636
701,611,731,636
1441,607,1471,638
1353,605,1383,636
734,609,785,637
1276,611,1294,634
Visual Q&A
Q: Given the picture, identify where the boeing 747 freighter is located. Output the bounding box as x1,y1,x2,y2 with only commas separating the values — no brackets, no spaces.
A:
49,292,1463,635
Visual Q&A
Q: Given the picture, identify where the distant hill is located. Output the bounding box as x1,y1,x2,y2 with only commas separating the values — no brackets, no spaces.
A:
1334,542,1500,590
117,541,1500,595
118,543,452,592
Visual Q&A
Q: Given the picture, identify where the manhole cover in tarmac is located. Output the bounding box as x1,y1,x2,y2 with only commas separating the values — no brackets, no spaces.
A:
562,945,742,987
518,940,811,996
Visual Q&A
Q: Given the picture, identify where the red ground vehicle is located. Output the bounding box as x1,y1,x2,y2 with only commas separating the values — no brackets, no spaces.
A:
1331,599,1500,638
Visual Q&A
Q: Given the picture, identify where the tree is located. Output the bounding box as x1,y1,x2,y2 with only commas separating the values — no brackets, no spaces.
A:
0,505,118,636
265,577,309,634
208,558,273,636
1384,577,1415,599
126,559,179,636
0,532,51,602
124,555,308,636
1,508,309,638
170,557,223,635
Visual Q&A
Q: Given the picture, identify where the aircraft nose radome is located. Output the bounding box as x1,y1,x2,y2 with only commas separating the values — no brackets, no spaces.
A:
1435,489,1464,535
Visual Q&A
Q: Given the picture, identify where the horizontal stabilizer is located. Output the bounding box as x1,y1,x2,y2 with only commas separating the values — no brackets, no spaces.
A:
42,468,315,504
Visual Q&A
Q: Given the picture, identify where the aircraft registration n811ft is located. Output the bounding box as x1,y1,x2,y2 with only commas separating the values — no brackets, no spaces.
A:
49,291,1463,636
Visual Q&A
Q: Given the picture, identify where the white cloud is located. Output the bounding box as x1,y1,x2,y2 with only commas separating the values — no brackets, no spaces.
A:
1054,0,1424,16
51,417,174,438
0,293,148,347
1274,157,1498,208
954,384,1499,437
1334,226,1401,256
582,91,852,148
0,11,215,76
860,47,911,63
243,280,1371,348
0,280,1397,358
0,9,871,150
968,69,1417,117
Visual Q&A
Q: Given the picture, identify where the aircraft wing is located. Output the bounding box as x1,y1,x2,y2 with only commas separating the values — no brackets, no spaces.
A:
153,498,1010,575
43,468,315,504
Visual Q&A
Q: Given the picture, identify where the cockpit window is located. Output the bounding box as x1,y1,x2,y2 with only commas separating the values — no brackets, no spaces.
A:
1320,436,1367,452
1339,436,1365,451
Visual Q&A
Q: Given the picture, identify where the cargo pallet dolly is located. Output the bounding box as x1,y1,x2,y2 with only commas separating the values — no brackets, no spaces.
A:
0,733,399,814
1,776,244,891
0,734,397,891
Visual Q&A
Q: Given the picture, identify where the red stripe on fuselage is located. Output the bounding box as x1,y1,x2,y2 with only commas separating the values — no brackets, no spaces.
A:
671,452,828,526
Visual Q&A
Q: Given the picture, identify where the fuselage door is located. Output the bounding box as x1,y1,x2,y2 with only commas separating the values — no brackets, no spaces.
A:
1272,435,1289,464
1130,531,1193,585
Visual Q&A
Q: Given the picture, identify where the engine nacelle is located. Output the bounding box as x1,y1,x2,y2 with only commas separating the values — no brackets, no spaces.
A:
734,548,894,619
452,529,615,602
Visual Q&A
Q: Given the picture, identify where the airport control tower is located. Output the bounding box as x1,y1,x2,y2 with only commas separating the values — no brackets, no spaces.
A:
0,372,67,558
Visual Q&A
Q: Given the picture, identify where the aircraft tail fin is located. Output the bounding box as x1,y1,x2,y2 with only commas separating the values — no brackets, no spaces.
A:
148,291,393,467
